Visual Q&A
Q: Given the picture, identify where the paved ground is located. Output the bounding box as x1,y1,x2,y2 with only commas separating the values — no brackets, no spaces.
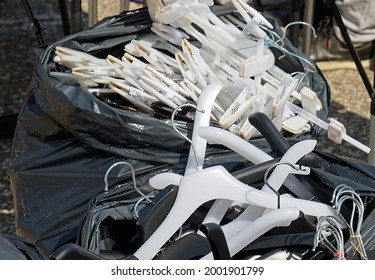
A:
0,1,374,238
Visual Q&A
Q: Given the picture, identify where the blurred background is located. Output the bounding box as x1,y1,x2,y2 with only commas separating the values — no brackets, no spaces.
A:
0,0,373,236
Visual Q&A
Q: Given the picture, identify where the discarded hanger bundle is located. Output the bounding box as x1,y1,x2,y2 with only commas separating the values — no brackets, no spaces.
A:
51,0,369,153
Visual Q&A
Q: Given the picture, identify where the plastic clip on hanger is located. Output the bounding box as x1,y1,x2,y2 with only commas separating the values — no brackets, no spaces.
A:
259,79,371,153
71,65,120,80
139,75,187,105
239,38,275,79
270,76,299,132
180,39,218,88
219,86,255,131
261,64,322,117
122,53,148,74
287,101,371,154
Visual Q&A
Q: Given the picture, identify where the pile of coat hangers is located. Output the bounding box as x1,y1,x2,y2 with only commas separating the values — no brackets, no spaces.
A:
56,80,370,260
128,81,370,260
48,1,374,260
51,0,370,154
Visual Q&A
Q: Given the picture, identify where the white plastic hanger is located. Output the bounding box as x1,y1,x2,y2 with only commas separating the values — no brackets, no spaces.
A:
145,91,339,259
154,2,238,48
154,0,274,76
180,39,218,88
49,71,99,87
200,207,301,259
71,65,121,78
148,80,222,190
139,75,187,104
229,0,273,38
106,55,144,90
239,39,275,78
144,66,190,98
151,22,190,46
109,80,156,113
134,163,339,260
54,46,107,68
270,76,299,131
184,80,223,174
199,137,315,230
219,86,255,130
125,40,177,76
137,78,178,109
200,163,346,259
150,80,313,213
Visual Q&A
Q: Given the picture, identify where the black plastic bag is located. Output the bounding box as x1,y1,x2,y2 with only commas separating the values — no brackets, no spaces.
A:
7,7,332,256
0,234,46,260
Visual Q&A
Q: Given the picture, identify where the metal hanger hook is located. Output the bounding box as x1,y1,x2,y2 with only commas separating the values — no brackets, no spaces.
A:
264,21,317,73
263,161,306,209
278,21,317,44
314,216,345,259
331,184,357,205
133,194,156,219
104,161,152,203
171,103,205,168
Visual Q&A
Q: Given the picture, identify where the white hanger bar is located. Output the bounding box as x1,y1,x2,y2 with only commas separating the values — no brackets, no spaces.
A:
185,80,222,175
